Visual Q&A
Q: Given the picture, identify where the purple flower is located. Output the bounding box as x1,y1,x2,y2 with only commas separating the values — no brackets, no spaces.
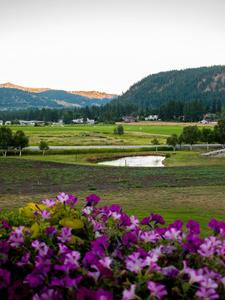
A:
147,281,167,300
17,253,31,267
84,247,105,265
140,213,165,227
45,226,58,237
109,204,121,214
65,194,78,208
8,280,29,300
86,194,100,206
0,218,12,229
8,232,24,248
0,241,10,253
96,289,114,300
208,218,225,237
56,192,69,203
119,212,132,226
186,220,200,235
182,235,203,253
76,287,97,300
40,210,51,219
141,230,160,243
126,252,148,274
168,220,183,231
195,287,218,300
24,263,50,287
57,227,72,243
42,198,56,208
32,287,61,300
0,268,10,289
122,284,138,300
91,235,109,250
162,266,179,278
32,240,46,250
122,232,138,244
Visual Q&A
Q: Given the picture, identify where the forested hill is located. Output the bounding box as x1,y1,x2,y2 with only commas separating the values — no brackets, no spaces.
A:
112,66,225,109
0,84,117,110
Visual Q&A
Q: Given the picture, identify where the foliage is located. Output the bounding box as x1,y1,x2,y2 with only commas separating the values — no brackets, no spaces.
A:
214,119,225,148
201,128,214,151
166,134,178,151
13,130,29,156
113,66,225,110
39,140,49,156
113,125,124,135
1,192,225,299
181,126,201,150
0,126,13,156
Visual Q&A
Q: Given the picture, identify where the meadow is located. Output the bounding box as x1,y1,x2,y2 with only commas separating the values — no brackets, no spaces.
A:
9,121,215,146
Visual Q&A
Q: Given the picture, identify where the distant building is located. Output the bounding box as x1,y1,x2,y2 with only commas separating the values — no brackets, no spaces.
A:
72,118,84,124
87,118,95,124
0,120,3,126
123,116,139,123
145,115,158,121
5,121,11,125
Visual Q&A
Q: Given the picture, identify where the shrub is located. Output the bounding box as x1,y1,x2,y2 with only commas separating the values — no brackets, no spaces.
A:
1,193,225,299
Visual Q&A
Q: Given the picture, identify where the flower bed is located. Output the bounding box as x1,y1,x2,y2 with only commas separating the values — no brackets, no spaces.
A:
0,193,225,299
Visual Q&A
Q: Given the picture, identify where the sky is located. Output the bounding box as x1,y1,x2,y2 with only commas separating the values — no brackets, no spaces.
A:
1,0,225,95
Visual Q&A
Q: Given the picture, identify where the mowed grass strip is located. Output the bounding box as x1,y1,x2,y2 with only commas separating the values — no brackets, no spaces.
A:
1,186,224,237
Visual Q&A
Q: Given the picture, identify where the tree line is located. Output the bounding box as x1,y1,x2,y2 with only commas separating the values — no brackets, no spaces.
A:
166,119,225,150
0,99,224,125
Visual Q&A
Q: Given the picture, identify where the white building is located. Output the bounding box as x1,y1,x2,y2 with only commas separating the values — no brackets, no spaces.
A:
145,115,158,121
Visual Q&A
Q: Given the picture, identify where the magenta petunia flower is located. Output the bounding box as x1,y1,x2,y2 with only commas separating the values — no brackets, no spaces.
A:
76,287,97,300
8,280,29,300
65,194,78,208
0,241,10,253
86,194,100,206
168,220,184,231
0,268,10,289
122,284,138,300
186,220,201,235
91,235,109,250
96,289,114,300
56,192,69,203
42,198,56,208
8,232,24,248
122,232,138,244
40,210,51,219
57,227,72,243
17,253,31,267
45,226,58,236
147,281,167,300
119,212,132,227
141,230,160,243
208,218,225,237
195,286,219,300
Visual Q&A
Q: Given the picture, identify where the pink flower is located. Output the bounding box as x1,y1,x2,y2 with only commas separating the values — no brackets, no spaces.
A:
57,227,72,243
195,287,218,300
122,284,139,300
126,252,148,274
164,228,181,242
8,232,24,248
141,230,160,243
42,198,56,208
147,281,167,300
40,210,51,219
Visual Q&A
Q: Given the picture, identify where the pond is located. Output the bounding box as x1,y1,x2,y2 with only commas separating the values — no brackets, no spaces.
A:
98,155,165,167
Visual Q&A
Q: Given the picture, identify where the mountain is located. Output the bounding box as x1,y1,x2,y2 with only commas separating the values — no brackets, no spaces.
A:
112,65,225,109
0,83,117,110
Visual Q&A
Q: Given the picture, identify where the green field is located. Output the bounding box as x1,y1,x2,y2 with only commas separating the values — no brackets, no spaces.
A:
8,122,215,146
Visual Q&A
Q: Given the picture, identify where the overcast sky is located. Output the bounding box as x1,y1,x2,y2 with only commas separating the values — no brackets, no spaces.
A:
1,0,225,95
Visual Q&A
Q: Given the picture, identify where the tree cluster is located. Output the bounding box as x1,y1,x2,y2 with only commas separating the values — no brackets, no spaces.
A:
166,119,225,150
0,127,29,156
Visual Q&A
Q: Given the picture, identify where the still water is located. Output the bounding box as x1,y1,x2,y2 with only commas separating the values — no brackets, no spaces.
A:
98,155,165,167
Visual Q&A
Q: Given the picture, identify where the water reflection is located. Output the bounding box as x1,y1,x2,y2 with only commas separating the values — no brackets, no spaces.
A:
98,156,165,167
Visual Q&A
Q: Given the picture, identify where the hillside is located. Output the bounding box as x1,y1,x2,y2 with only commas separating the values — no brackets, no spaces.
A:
112,66,225,109
0,83,117,110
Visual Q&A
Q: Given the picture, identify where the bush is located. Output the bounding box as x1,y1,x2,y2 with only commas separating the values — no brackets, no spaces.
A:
1,193,225,299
